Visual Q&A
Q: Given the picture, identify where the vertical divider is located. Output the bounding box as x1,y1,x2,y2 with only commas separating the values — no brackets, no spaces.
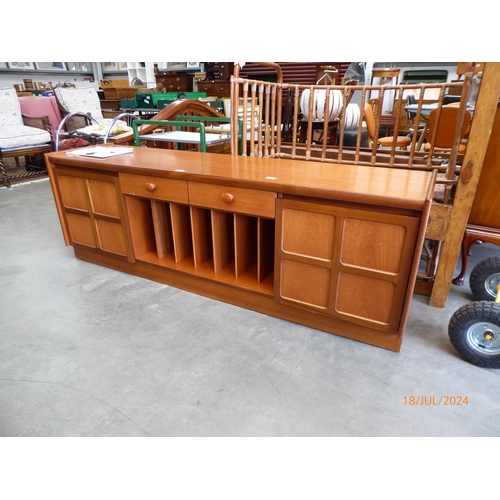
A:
190,207,213,269
170,203,193,263
124,196,156,257
151,200,173,259
211,210,235,273
234,214,258,278
257,217,275,283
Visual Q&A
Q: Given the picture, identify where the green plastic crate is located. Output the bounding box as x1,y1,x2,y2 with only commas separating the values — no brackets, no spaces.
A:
156,100,177,110
120,99,137,109
183,92,207,99
152,92,180,106
135,93,156,108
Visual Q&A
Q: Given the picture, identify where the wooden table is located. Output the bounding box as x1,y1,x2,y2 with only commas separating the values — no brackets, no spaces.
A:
45,147,435,352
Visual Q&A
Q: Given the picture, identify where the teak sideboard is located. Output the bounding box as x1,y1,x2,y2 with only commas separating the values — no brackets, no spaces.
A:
45,147,435,351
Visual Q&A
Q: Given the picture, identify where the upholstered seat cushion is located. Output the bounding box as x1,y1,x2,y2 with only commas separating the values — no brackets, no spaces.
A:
0,125,51,149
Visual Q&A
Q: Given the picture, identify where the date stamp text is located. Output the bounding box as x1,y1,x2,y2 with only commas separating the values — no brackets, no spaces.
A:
403,396,469,406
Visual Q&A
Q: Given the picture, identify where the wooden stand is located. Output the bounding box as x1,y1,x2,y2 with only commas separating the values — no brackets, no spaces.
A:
45,147,435,352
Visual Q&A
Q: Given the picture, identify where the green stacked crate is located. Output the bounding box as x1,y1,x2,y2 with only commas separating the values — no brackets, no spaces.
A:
152,92,180,107
120,99,137,109
183,92,207,99
135,93,155,109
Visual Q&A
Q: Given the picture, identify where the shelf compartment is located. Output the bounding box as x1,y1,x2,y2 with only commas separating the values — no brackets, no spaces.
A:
190,207,213,268
170,203,193,263
211,210,235,273
258,218,275,284
234,214,258,278
125,195,275,295
151,200,173,258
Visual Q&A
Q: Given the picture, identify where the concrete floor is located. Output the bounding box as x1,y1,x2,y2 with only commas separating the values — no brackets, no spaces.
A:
1,177,500,437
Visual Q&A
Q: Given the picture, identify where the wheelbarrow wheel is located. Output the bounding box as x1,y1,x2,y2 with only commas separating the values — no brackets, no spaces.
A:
448,301,500,368
469,256,500,301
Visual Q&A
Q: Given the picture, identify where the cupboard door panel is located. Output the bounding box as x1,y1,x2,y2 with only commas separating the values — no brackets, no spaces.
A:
88,179,121,217
58,175,88,211
336,273,396,325
281,208,335,260
341,218,405,273
281,260,330,309
66,213,96,247
95,219,128,256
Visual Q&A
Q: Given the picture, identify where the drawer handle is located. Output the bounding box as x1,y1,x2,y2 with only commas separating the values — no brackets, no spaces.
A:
145,182,156,192
221,193,234,203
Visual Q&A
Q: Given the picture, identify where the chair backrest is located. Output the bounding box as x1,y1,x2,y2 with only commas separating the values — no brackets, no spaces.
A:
0,87,24,127
427,106,472,149
406,94,417,124
364,103,376,141
54,87,103,120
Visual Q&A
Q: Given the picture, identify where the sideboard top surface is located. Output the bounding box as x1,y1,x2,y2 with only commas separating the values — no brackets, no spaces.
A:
46,147,434,210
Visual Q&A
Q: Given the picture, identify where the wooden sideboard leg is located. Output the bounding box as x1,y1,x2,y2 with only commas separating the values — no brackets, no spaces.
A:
452,231,483,286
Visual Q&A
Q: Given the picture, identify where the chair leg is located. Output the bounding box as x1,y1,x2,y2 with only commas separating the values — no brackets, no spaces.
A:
0,159,11,188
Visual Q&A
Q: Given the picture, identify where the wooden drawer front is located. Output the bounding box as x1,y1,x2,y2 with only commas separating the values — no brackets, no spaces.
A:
165,83,189,92
199,82,231,97
120,173,188,204
188,182,276,218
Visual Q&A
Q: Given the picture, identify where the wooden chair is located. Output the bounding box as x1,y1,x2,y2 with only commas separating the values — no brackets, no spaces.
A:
0,87,53,188
405,94,426,139
364,103,411,149
424,105,472,154
368,68,401,133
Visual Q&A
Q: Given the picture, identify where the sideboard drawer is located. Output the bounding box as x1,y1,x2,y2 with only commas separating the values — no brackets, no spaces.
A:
188,182,276,218
198,81,231,97
120,173,188,203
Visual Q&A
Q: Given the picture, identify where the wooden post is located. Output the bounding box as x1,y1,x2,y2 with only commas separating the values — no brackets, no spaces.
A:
429,62,500,308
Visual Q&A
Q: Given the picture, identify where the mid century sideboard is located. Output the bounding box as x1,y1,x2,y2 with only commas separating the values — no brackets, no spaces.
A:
45,147,435,351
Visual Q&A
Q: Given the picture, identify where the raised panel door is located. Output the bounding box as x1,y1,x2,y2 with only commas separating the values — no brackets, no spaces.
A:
54,168,132,261
275,198,420,333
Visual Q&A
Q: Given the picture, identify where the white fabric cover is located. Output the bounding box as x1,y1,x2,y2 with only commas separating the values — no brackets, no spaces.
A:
54,87,104,120
0,86,24,127
0,87,51,149
54,86,127,131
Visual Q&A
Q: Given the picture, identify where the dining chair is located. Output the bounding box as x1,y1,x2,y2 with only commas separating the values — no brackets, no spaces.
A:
364,103,411,149
368,68,401,134
405,94,426,140
423,105,472,154
0,86,53,188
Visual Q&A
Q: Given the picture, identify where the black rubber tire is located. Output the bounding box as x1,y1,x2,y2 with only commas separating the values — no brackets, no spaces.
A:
448,301,500,368
469,256,500,301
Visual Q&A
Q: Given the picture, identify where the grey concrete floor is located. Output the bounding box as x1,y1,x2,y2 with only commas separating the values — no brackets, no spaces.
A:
1,177,500,437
